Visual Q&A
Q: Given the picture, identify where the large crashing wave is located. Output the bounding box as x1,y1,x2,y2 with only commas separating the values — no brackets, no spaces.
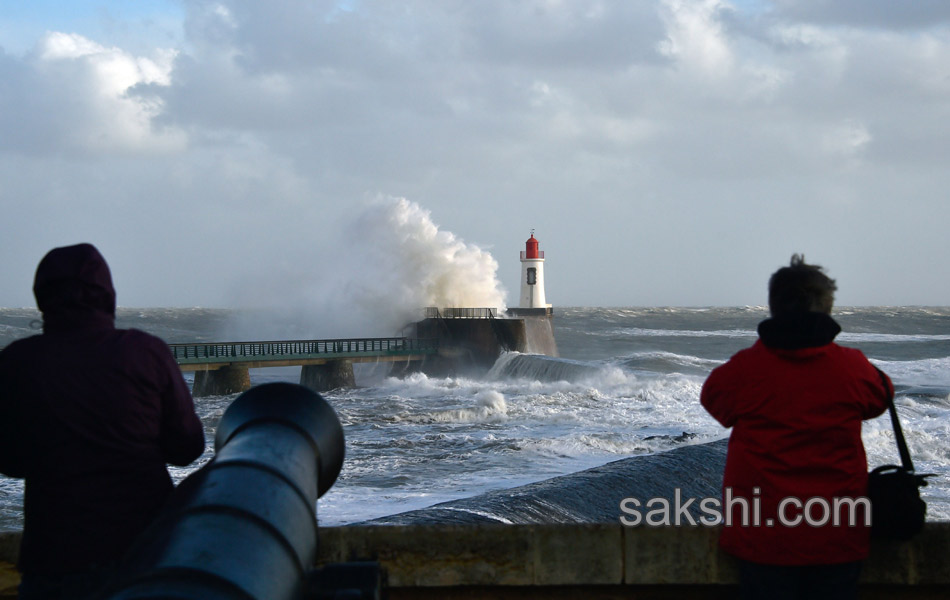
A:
488,352,604,382
363,439,727,525
348,197,507,317
225,197,508,339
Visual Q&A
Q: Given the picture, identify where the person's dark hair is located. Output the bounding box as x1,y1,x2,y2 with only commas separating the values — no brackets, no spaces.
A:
768,254,837,316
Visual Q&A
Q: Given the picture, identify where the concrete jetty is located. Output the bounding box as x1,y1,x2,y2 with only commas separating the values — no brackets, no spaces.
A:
396,307,558,379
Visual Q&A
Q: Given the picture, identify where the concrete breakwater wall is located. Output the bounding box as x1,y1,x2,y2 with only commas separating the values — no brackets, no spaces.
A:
399,312,558,378
3,524,949,599
317,522,950,599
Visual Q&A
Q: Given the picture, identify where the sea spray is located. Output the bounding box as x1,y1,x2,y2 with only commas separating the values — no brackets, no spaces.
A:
225,197,508,339
343,197,508,326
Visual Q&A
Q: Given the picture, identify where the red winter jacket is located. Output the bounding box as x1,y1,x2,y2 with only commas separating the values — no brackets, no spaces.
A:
701,312,889,565
0,244,205,575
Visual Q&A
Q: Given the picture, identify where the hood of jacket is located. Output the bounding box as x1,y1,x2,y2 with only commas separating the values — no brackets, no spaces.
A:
33,243,116,333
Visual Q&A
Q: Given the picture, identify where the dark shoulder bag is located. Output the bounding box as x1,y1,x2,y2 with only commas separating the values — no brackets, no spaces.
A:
867,369,932,541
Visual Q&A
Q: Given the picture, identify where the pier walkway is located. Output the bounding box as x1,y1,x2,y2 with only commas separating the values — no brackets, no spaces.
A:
169,337,438,396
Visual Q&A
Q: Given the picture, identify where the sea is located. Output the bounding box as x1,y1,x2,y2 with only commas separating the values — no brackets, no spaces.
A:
1,305,949,530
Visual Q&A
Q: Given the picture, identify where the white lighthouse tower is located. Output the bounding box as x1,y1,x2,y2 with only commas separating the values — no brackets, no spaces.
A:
519,231,548,309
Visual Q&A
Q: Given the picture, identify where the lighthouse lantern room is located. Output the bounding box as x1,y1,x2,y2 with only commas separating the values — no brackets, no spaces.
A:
519,231,548,309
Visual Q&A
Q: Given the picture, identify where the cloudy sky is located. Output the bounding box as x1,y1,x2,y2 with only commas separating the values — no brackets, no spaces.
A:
2,0,950,312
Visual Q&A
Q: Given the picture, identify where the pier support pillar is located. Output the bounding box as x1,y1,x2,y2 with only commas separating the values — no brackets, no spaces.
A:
192,366,251,397
390,358,426,377
301,360,355,392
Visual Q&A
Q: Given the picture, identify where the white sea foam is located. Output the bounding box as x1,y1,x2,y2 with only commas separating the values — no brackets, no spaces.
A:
410,390,510,424
872,357,950,388
602,327,757,339
618,350,725,371
839,332,950,343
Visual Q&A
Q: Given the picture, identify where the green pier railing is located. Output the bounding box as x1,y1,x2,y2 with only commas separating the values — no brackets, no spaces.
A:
169,337,439,367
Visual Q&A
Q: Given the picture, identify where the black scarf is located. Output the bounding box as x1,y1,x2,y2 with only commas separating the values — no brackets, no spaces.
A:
757,312,841,350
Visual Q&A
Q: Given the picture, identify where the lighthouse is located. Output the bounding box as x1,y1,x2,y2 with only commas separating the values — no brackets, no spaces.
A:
519,232,548,309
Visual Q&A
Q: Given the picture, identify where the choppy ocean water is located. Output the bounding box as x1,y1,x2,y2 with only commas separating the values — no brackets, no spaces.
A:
1,306,948,529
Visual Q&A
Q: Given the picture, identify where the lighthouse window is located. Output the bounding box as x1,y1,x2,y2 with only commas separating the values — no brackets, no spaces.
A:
527,267,537,285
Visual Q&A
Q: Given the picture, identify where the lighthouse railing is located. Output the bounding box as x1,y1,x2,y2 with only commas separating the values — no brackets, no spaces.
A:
520,251,544,259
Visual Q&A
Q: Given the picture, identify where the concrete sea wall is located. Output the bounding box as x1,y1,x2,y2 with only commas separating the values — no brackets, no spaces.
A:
506,308,558,356
406,313,559,378
2,525,949,598
408,317,525,376
317,522,950,599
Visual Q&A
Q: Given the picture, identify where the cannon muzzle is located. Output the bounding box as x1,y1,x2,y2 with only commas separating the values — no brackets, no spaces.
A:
104,382,345,600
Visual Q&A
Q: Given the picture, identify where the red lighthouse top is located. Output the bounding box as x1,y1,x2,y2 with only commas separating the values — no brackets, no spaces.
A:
524,234,540,259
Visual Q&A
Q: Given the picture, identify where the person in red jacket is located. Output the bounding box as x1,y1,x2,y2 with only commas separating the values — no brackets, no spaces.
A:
701,255,890,600
0,243,205,600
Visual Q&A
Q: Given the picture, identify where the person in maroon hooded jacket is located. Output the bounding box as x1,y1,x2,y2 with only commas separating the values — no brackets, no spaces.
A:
0,243,205,600
701,255,890,600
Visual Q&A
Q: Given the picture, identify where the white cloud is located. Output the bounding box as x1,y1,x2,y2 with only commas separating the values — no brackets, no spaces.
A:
9,32,186,154
658,0,735,77
3,1,950,308
821,119,871,162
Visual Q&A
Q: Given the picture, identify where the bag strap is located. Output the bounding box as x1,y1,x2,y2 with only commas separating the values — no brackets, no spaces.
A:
877,367,915,472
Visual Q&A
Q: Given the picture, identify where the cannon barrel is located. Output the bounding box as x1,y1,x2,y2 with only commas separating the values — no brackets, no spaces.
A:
104,382,345,600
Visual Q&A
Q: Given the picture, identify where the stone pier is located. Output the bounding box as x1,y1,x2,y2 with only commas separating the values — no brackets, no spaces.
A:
410,317,527,376
300,361,356,392
191,366,251,397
